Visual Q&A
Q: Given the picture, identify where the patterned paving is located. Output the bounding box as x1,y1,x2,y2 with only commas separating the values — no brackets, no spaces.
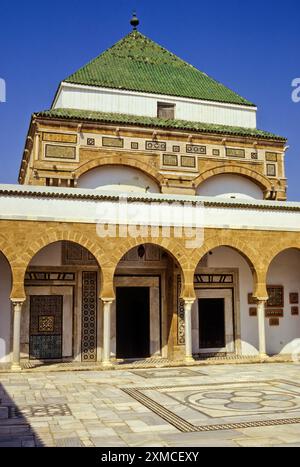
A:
1,363,300,446
122,380,300,432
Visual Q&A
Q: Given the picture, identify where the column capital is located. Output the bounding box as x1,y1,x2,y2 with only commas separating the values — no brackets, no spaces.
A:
11,300,25,312
101,298,114,306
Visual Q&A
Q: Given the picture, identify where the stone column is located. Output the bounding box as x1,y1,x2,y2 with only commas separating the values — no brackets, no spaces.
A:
184,300,195,363
102,300,113,367
11,301,24,371
257,300,267,357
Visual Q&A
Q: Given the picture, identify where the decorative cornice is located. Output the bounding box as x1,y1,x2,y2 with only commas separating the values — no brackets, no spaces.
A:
0,185,299,212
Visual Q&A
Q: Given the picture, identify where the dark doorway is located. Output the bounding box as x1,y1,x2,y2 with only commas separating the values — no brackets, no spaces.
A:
29,295,63,360
198,298,225,349
116,287,150,359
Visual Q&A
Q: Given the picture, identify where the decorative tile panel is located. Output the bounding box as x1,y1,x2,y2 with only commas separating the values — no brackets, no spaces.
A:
226,148,245,158
267,286,284,308
173,145,180,153
269,318,280,326
45,144,76,160
102,137,124,148
265,309,284,318
38,316,55,333
186,144,206,155
266,152,278,162
251,152,258,160
292,307,299,316
290,293,299,304
163,154,178,167
146,141,167,151
249,308,257,317
181,156,196,168
87,138,95,146
212,149,220,156
81,271,98,362
131,142,139,150
267,164,276,177
43,133,77,144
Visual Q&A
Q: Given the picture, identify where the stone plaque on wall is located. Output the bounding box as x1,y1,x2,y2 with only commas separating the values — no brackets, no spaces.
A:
146,141,167,151
102,137,124,148
45,144,76,160
43,133,77,144
226,148,246,158
186,144,206,155
266,152,278,162
290,293,299,304
163,154,178,167
269,318,280,327
267,286,284,308
265,309,284,318
181,156,196,168
267,164,276,177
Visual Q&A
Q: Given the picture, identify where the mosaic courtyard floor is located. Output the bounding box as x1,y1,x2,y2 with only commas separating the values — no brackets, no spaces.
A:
1,363,300,447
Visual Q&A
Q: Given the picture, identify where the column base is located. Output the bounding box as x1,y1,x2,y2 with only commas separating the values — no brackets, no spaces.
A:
11,363,22,372
102,361,114,368
259,353,268,360
185,355,195,364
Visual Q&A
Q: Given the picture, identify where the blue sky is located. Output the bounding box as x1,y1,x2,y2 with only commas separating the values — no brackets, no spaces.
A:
0,0,300,199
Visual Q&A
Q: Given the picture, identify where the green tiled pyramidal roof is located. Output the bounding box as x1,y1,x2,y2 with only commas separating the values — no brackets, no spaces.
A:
35,108,286,141
64,31,254,107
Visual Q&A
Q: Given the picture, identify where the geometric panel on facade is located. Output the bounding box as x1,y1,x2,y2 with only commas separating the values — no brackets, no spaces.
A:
186,144,206,155
265,152,278,162
291,307,299,316
43,132,77,144
81,272,98,362
266,164,276,177
45,144,76,160
122,380,300,433
290,293,299,304
226,148,246,158
265,309,284,318
146,141,167,151
38,316,55,333
181,156,196,168
29,295,63,360
162,154,178,167
267,286,284,308
102,137,124,148
62,241,97,265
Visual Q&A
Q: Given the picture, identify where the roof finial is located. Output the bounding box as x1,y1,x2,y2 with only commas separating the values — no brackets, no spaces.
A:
130,12,139,30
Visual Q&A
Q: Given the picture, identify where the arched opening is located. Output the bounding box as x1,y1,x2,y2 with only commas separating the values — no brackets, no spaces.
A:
23,241,100,363
192,246,258,357
110,243,183,361
196,174,264,199
266,248,300,356
0,251,12,363
77,165,161,193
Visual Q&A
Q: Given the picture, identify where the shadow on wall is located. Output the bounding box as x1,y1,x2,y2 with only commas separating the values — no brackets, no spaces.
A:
0,382,43,447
